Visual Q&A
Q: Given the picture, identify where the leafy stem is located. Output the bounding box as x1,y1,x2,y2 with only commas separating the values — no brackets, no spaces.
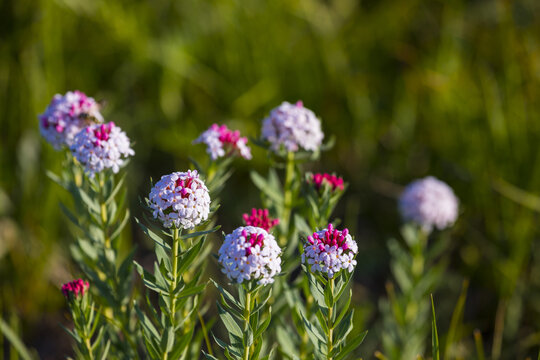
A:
170,227,181,328
280,151,295,246
327,277,335,360
243,289,253,360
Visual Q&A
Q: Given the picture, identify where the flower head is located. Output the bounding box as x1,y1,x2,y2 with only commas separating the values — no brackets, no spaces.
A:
261,101,324,153
193,124,252,160
62,279,89,300
219,226,282,285
39,91,104,149
149,170,211,229
302,224,358,278
242,208,279,232
70,122,134,177
309,173,344,192
399,176,459,232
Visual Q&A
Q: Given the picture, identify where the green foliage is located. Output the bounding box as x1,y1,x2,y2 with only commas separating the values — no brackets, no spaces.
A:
63,293,111,360
301,268,367,360
210,280,275,360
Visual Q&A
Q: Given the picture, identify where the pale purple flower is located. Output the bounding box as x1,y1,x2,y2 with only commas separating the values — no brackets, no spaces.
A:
218,226,282,285
148,170,211,229
261,101,324,153
302,224,358,278
39,91,104,149
70,122,134,177
399,176,459,232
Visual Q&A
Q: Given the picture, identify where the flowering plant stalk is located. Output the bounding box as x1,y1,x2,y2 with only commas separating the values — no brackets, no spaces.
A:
50,166,138,357
135,170,218,359
208,226,282,359
379,177,459,359
299,224,366,360
41,91,138,358
62,280,111,360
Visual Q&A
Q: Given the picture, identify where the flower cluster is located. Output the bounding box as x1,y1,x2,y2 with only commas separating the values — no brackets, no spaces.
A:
262,101,324,153
149,170,211,229
399,176,459,232
309,173,344,192
242,208,279,232
62,279,90,299
39,91,104,149
70,122,134,177
302,224,358,278
219,226,282,285
193,124,252,160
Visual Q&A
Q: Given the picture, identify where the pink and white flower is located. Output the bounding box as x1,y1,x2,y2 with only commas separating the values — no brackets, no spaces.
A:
242,208,279,232
193,124,252,160
70,122,134,177
39,91,104,149
399,176,459,232
218,226,282,285
261,101,324,153
302,224,358,278
148,170,211,229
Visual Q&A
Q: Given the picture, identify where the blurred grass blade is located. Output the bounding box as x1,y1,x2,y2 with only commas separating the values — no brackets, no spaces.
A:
444,279,469,358
474,329,485,360
0,318,35,360
431,294,440,360
492,178,540,212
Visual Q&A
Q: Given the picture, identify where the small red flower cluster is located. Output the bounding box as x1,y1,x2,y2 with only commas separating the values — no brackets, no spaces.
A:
310,173,344,192
242,208,279,232
62,279,89,299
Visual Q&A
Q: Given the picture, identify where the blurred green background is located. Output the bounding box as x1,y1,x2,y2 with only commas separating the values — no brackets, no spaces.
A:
1,0,540,358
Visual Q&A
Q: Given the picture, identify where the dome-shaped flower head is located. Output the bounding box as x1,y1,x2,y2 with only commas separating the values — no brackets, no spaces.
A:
399,176,459,232
218,226,282,285
309,173,344,192
242,208,279,232
39,91,104,149
62,279,89,300
302,224,358,278
149,170,211,229
70,122,134,177
261,101,324,153
193,124,252,160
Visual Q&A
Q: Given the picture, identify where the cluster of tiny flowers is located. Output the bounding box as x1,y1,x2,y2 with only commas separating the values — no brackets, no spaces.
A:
149,170,211,229
39,91,104,149
310,173,344,192
62,279,89,299
242,208,279,232
219,226,282,285
399,176,459,232
261,101,324,153
70,122,134,177
302,224,358,278
193,124,252,160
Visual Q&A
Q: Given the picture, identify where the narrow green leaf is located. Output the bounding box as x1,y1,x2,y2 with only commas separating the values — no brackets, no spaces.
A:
334,330,368,360
217,303,243,338
0,318,35,360
431,294,440,360
135,217,171,250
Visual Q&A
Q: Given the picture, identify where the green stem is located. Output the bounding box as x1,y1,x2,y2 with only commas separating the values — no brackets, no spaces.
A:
198,310,214,356
492,298,507,360
327,278,335,360
163,228,180,360
84,336,95,360
279,151,295,246
98,174,111,249
170,228,180,325
243,289,253,360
